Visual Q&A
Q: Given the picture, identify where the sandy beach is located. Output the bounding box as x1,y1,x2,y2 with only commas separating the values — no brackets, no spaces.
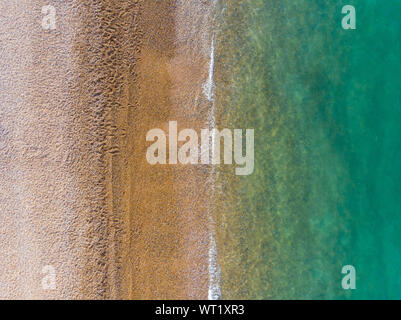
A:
0,0,216,299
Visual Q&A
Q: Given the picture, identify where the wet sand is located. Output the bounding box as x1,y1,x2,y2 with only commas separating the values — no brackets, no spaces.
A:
0,0,216,299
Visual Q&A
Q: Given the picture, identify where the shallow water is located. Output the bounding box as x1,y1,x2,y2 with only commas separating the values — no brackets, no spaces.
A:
214,0,401,299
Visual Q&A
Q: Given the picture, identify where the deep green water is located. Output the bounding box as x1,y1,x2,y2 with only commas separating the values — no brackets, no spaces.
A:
214,0,401,299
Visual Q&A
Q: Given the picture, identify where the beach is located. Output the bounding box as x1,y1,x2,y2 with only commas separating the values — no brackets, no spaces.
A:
0,0,217,299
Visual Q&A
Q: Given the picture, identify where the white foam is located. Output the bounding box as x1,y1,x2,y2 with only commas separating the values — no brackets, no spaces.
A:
208,226,221,300
205,33,221,300
203,36,216,102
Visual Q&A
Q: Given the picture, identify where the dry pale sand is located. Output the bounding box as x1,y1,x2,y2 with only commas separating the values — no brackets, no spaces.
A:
0,0,216,299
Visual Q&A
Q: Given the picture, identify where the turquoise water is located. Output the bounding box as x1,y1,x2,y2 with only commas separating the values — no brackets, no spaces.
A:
215,0,401,299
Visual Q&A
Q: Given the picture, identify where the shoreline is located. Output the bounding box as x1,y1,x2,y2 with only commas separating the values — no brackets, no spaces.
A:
130,0,219,299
